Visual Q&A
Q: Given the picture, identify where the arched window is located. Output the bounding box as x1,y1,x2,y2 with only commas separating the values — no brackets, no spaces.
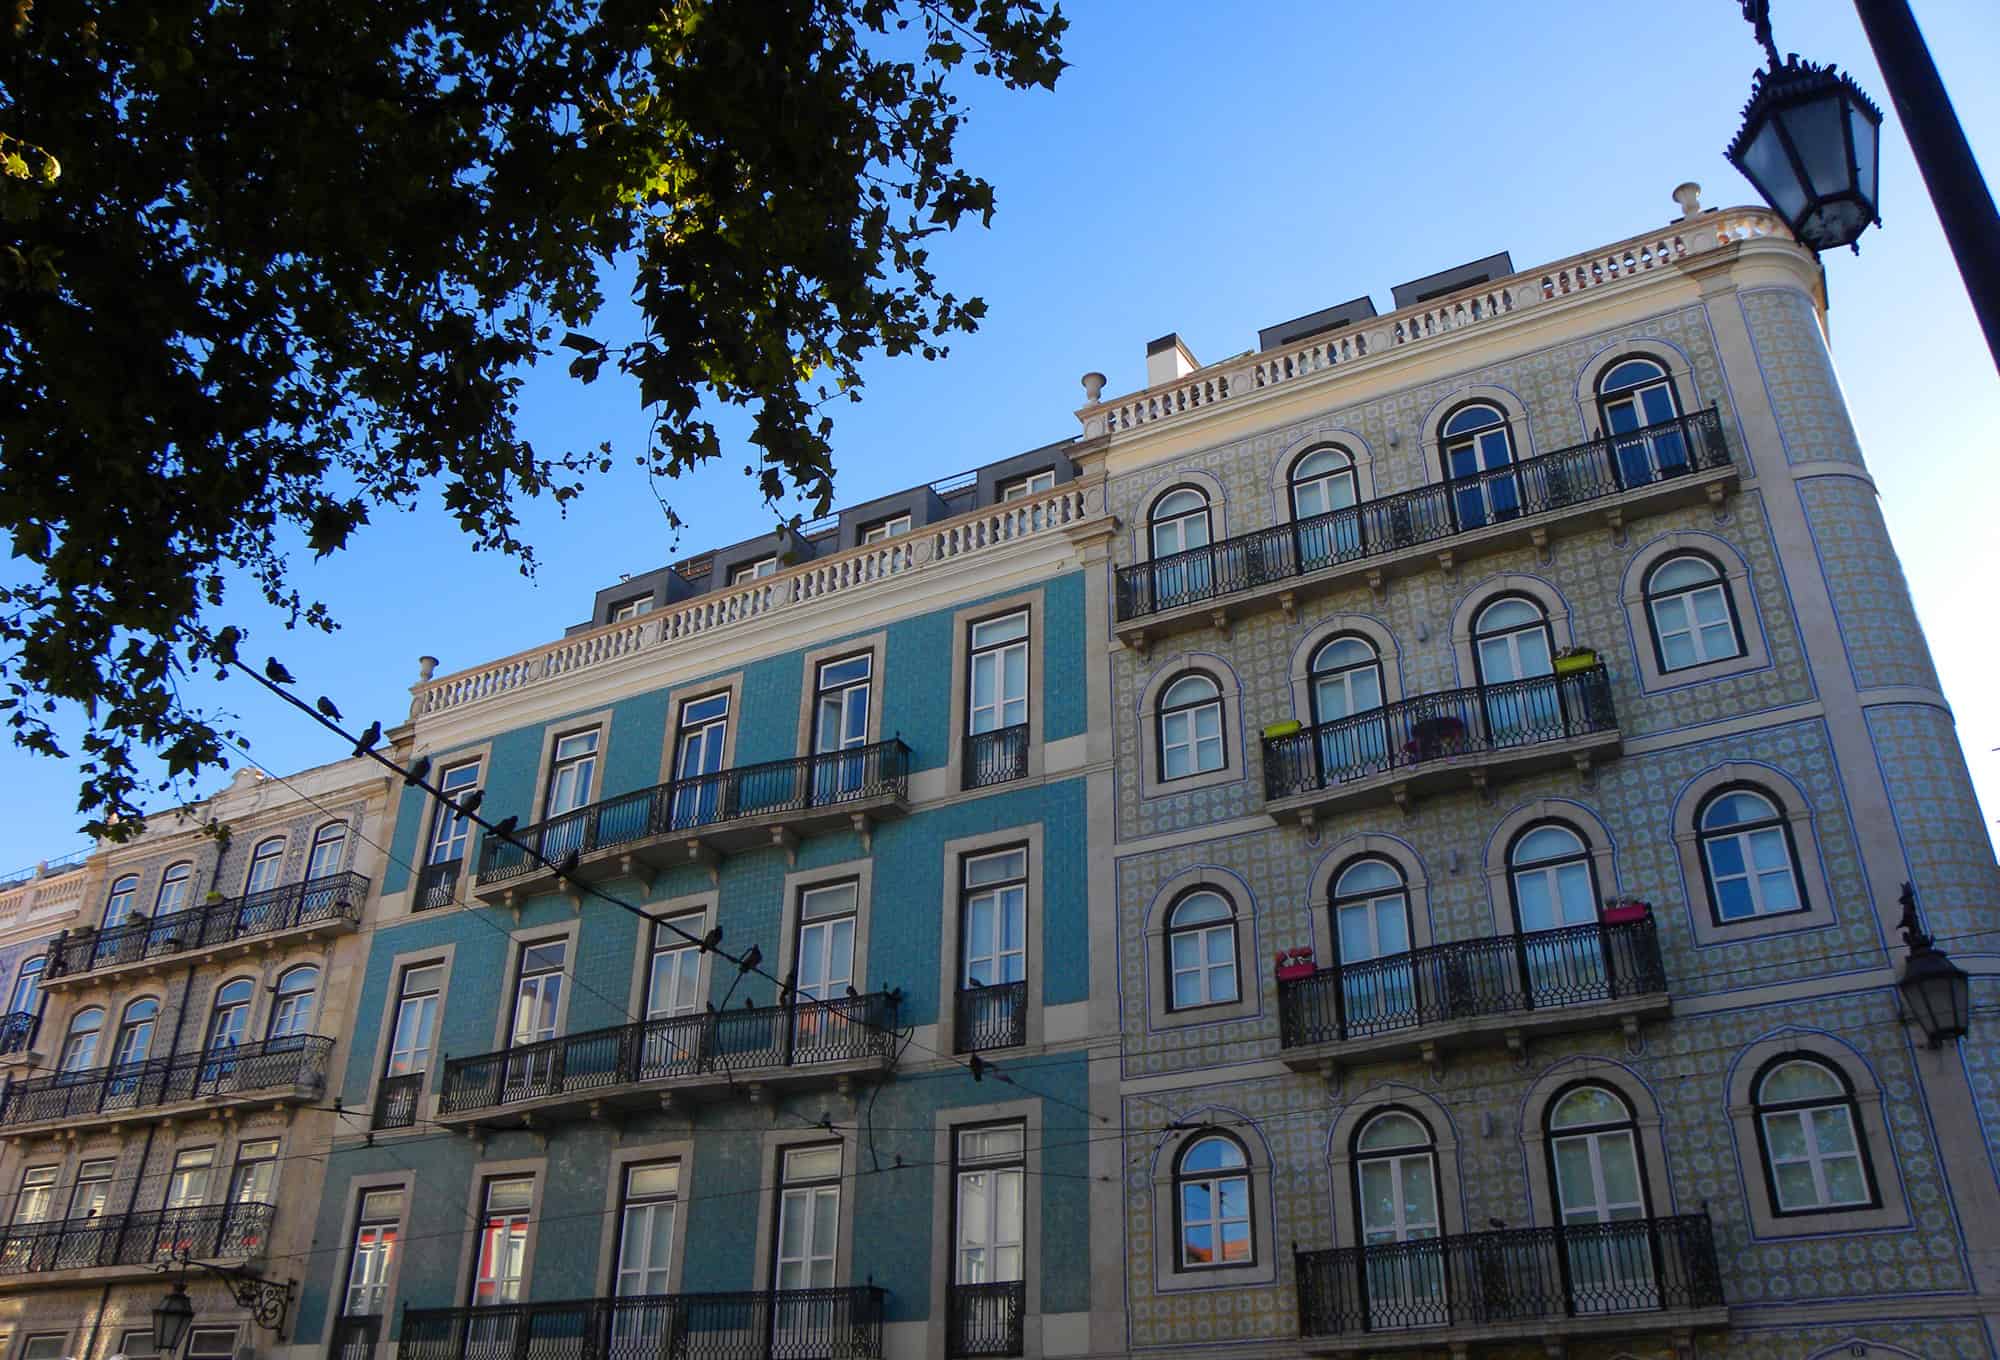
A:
59,1007,104,1072
111,997,158,1068
306,823,348,881
1165,890,1239,1011
102,875,139,930
7,957,43,1018
1307,636,1388,778
1472,597,1555,686
153,862,193,917
1545,1086,1650,1236
1753,1057,1875,1213
207,978,256,1051
1440,403,1519,528
1698,787,1806,922
1509,823,1605,1001
1147,487,1215,611
243,838,286,897
1643,555,1741,671
269,966,320,1040
1596,357,1687,485
1173,1132,1252,1269
1157,673,1225,780
1289,447,1359,521
1353,1111,1440,1256
1330,859,1414,1032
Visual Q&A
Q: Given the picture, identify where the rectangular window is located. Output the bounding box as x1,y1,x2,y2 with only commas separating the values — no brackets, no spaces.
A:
730,557,778,585
967,612,1029,735
647,916,705,1021
773,1145,841,1291
185,1328,239,1360
472,1177,534,1305
428,761,482,867
165,1147,215,1209
953,1124,1025,1284
795,884,857,1004
544,731,600,818
386,964,444,1078
343,1189,405,1318
509,941,566,1046
613,1162,680,1297
958,848,1029,1052
669,693,729,830
813,655,874,802
609,594,654,622
998,470,1055,502
119,1330,158,1360
12,1167,54,1225
19,1336,65,1360
67,1159,113,1220
229,1139,280,1205
861,515,910,544
7,958,42,1018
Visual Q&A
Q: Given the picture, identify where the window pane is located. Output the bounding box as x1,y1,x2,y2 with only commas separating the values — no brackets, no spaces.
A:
785,1146,841,1181
1773,1161,1817,1209
1824,1155,1868,1204
485,1178,533,1213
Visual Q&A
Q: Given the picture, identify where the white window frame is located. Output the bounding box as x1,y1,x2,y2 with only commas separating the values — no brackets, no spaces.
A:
730,557,779,585
999,470,1055,502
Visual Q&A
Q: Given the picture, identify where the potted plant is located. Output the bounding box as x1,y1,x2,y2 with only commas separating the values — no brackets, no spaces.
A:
1262,719,1303,740
1274,947,1317,982
1553,646,1599,675
1601,895,1652,924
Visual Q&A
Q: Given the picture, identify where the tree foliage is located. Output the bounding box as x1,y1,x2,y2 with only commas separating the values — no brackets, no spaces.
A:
0,0,1066,835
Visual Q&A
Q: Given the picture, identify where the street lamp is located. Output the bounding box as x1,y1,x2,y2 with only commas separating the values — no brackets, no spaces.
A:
1727,2,1882,252
152,1282,195,1357
1895,883,1970,1048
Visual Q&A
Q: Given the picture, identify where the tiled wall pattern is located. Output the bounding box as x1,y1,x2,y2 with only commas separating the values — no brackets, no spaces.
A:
1735,287,1868,468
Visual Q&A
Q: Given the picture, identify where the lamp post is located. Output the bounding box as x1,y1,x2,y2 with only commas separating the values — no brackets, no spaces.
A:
1729,1,2000,371
1894,882,1971,1048
152,1282,195,1357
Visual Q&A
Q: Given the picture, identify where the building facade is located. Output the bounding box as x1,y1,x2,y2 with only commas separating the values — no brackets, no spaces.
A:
0,762,389,1360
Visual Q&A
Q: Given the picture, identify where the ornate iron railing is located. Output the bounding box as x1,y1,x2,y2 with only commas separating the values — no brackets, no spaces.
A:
1277,918,1664,1048
478,740,912,885
954,981,1027,1054
0,1009,37,1056
414,860,461,912
438,991,902,1116
373,1072,425,1130
0,1201,274,1277
331,1315,383,1360
47,873,368,979
1262,666,1617,801
1294,1215,1723,1336
399,1287,888,1360
948,1281,1025,1358
0,1035,333,1127
962,725,1029,790
1116,407,1729,621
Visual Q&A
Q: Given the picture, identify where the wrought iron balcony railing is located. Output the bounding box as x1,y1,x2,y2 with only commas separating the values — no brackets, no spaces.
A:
962,724,1029,790
0,1201,274,1279
954,981,1027,1054
477,740,911,887
1294,1215,1723,1338
414,860,461,912
0,1010,37,1056
374,1071,425,1130
438,991,901,1118
0,1036,333,1128
1116,407,1730,623
1277,919,1666,1049
1262,666,1617,803
400,1287,888,1360
47,872,368,980
949,1281,1025,1358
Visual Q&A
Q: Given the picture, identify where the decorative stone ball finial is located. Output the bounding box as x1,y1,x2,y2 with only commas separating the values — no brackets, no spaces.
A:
1673,182,1703,220
417,655,439,682
1080,372,1107,403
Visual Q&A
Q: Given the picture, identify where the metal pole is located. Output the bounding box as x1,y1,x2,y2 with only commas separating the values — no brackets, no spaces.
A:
1851,0,2000,370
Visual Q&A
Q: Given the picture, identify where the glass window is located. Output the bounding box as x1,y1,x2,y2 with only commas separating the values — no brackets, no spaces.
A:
120,1329,159,1359
343,1188,405,1318
111,997,158,1068
609,594,654,622
103,875,138,930
385,963,444,1078
861,515,911,544
229,1139,280,1205
1509,823,1598,931
1699,787,1806,922
268,966,319,1040
1307,637,1388,776
814,655,872,751
1148,487,1211,558
1158,673,1224,779
614,1162,681,1297
243,838,286,897
1473,596,1555,685
13,1167,55,1225
1645,555,1741,671
165,1146,216,1209
774,1145,841,1292
961,848,1027,991
968,612,1029,736
1289,446,1358,521
59,1007,104,1072
1166,891,1238,1011
1441,403,1519,528
1546,1085,1647,1226
509,940,567,1046
730,557,779,584
669,693,730,829
647,914,706,1021
999,470,1055,502
306,823,348,881
1333,858,1411,968
795,883,857,1005
1353,1111,1440,1273
472,1177,534,1305
20,1337,66,1360
1755,1058,1873,1213
185,1329,239,1360
1174,1133,1251,1269
954,1124,1024,1285
7,958,43,1018
207,978,255,1052
545,731,600,817
153,862,193,917
428,761,482,867
1598,356,1688,484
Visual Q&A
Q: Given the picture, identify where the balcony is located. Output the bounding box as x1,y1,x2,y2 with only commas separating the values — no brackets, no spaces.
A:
954,981,1027,1054
474,740,910,905
413,860,461,912
1113,408,1734,650
1276,919,1669,1076
373,1072,424,1131
44,872,367,986
1262,666,1619,822
0,1202,272,1289
0,1010,38,1060
962,724,1029,791
0,1036,334,1134
435,992,901,1127
1293,1215,1726,1352
400,1288,887,1360
949,1281,1025,1358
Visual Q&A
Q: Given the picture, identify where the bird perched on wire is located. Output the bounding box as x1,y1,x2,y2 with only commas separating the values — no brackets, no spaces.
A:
264,657,295,685
351,720,382,756
316,696,342,721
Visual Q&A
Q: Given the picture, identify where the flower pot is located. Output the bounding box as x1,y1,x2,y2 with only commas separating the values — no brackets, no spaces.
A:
1262,719,1303,740
1275,962,1318,982
1553,650,1599,674
1601,901,1651,924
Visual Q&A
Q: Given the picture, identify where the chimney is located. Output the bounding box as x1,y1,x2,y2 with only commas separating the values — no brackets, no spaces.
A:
1145,333,1199,389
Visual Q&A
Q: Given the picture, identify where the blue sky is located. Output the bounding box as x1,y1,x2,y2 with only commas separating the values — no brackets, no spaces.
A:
4,0,1997,870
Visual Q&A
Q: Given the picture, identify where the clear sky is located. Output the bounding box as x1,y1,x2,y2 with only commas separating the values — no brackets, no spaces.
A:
4,0,1998,872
